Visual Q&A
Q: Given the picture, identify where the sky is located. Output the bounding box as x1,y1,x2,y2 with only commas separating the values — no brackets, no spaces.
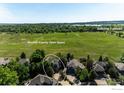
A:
0,3,124,23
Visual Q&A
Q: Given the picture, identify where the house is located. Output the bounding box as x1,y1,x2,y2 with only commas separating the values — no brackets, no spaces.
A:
93,63,107,79
0,58,10,65
58,80,70,85
94,79,107,85
115,63,124,75
19,58,30,64
52,60,62,73
46,57,63,73
25,74,58,85
66,59,85,76
96,61,108,70
66,75,76,85
53,73,60,81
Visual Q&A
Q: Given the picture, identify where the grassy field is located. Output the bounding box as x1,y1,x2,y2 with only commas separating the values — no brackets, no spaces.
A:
0,32,124,61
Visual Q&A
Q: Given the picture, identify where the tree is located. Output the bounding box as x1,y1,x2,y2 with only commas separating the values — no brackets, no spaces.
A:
6,59,19,71
43,61,54,77
7,59,30,85
88,70,96,81
86,57,94,72
108,67,119,79
76,67,89,82
103,57,109,62
30,49,45,63
98,55,103,61
0,66,19,85
66,53,74,62
20,52,26,59
29,61,44,78
17,63,30,84
87,55,90,60
56,52,67,67
80,57,87,66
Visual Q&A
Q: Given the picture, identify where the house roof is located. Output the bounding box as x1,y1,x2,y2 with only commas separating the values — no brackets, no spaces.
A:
19,58,29,64
115,63,124,71
96,61,108,68
53,73,60,81
66,75,76,83
0,58,10,65
93,64,105,72
58,80,70,85
67,59,85,69
25,74,58,85
94,79,107,85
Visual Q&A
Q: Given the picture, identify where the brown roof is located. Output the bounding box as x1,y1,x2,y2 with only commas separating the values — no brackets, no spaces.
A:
115,63,124,71
25,74,58,85
0,58,10,65
94,79,107,85
93,64,105,72
67,59,85,69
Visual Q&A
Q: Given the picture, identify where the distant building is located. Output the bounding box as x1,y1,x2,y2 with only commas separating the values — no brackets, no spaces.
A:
25,74,58,85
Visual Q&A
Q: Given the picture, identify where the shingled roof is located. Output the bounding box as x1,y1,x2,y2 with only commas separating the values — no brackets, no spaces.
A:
93,64,105,72
0,58,10,65
94,79,107,85
67,59,85,69
25,74,58,85
115,63,124,71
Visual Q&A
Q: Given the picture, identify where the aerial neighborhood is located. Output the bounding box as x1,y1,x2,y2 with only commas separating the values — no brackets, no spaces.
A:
0,49,124,85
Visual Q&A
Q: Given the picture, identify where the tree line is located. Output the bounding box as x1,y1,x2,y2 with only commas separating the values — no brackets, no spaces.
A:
0,23,99,33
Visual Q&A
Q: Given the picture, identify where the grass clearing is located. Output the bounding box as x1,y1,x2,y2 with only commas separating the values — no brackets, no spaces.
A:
0,32,124,61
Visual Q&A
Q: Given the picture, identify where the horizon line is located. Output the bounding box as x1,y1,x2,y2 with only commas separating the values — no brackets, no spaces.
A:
0,20,124,24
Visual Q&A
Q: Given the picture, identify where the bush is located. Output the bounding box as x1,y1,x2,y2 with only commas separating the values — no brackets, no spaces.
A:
107,79,116,85
108,67,119,79
103,57,109,62
119,75,124,85
76,67,89,82
120,53,124,63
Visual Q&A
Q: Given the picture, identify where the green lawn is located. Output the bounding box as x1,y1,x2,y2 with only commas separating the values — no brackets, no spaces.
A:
0,32,124,61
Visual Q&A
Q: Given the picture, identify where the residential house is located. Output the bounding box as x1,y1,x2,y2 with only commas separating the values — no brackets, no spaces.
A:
94,79,107,85
19,58,30,64
0,57,10,65
25,74,58,85
96,61,108,70
66,59,85,76
93,63,107,79
115,63,124,75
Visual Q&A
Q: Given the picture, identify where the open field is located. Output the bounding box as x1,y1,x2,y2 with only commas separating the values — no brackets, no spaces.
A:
0,32,124,60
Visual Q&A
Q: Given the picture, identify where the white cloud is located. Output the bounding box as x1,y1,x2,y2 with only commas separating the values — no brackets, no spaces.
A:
0,5,16,23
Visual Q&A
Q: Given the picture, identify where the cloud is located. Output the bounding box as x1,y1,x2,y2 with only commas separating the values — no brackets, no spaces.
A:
0,5,16,23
